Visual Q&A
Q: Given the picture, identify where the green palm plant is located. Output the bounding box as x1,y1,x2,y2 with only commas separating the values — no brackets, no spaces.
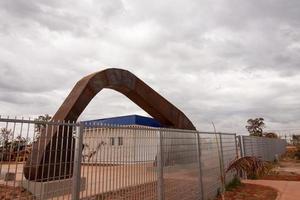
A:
34,114,52,141
226,156,270,178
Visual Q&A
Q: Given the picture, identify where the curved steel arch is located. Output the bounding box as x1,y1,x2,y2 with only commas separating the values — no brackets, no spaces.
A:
24,68,195,181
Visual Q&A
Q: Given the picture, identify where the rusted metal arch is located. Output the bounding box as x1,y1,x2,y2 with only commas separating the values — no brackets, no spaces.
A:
53,68,195,129
24,68,195,181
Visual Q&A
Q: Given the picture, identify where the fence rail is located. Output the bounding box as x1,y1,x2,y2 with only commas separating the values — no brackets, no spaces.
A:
0,117,286,200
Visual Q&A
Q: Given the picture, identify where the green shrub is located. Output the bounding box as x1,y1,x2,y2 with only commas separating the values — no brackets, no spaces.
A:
225,176,241,191
216,187,221,197
295,151,300,160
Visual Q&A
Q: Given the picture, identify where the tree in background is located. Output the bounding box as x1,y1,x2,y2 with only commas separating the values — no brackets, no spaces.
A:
0,128,12,149
246,118,265,137
12,135,28,150
264,132,278,138
0,128,28,161
34,114,52,141
292,135,300,145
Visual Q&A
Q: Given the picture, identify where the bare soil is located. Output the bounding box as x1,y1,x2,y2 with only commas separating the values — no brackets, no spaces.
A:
0,184,34,200
87,178,199,200
216,183,277,200
261,160,300,181
262,171,300,181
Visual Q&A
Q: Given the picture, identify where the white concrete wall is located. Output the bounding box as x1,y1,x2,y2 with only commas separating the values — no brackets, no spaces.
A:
82,127,159,164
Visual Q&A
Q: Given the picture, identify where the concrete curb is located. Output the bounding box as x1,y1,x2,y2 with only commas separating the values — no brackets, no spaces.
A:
242,180,281,200
275,191,281,200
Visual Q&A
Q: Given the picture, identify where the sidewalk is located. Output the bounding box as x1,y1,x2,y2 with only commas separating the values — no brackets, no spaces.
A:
243,179,300,200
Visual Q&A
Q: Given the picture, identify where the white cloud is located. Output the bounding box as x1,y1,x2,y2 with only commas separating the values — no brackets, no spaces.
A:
0,0,300,133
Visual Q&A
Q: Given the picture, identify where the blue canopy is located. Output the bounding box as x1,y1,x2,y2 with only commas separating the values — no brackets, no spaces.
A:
82,115,161,127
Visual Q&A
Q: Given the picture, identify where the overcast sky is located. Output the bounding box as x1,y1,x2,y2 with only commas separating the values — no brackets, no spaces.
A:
0,0,300,133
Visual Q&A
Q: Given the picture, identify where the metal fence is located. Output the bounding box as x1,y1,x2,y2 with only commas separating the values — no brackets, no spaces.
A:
0,117,286,200
79,126,238,200
0,117,79,200
199,133,237,200
238,135,287,161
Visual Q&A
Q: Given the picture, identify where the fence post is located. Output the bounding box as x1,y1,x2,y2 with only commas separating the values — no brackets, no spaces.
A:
219,133,226,186
237,135,246,178
196,132,204,200
157,129,164,200
234,134,239,158
72,124,83,200
238,136,244,158
250,136,254,156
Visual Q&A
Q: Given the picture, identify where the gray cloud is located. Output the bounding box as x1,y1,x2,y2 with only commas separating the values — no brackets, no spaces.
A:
0,0,300,133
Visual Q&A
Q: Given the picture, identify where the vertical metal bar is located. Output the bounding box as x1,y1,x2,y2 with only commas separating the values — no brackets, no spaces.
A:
124,128,130,195
27,119,37,196
81,125,87,198
0,116,9,180
97,126,103,195
133,128,137,200
58,122,65,194
157,129,164,200
52,122,60,183
112,127,116,198
13,117,24,187
85,124,91,197
241,136,245,158
251,136,254,156
63,121,71,200
117,127,122,197
89,124,95,197
72,124,83,200
46,124,55,182
108,127,113,196
152,129,156,199
238,136,243,158
239,135,247,179
234,134,238,158
6,117,17,187
69,122,75,199
123,127,127,198
104,126,109,194
196,132,204,200
137,129,142,199
143,128,147,198
94,126,100,197
268,138,271,161
21,118,31,190
219,133,226,186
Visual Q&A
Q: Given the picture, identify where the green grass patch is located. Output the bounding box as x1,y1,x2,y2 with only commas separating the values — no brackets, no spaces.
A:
225,176,242,191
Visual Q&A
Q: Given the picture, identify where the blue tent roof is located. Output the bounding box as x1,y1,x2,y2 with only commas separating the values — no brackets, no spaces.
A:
82,115,161,127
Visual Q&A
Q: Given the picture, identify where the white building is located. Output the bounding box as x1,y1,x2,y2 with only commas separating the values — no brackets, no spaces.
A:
81,115,161,164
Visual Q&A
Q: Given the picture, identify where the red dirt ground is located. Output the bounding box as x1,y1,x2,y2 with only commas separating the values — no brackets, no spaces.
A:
216,183,277,200
261,172,300,181
90,178,199,200
261,160,300,181
0,184,34,200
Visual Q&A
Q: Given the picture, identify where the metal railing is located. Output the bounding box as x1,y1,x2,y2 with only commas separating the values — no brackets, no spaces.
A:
0,117,286,200
0,116,79,200
78,125,239,200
